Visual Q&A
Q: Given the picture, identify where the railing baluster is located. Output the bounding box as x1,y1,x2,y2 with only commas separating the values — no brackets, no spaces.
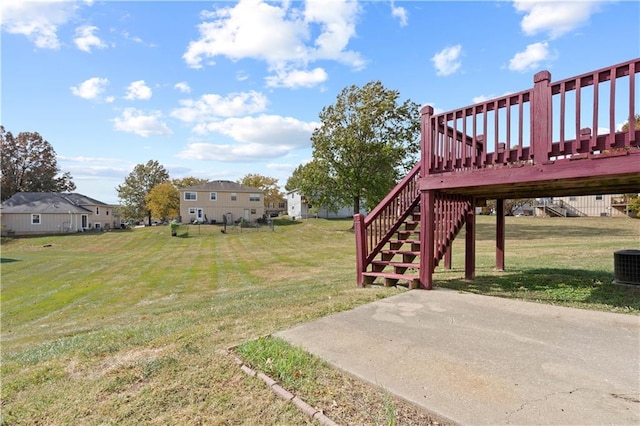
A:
592,72,599,152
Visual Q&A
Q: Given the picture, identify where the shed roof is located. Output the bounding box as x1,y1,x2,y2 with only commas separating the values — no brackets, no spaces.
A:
181,180,262,193
0,192,110,214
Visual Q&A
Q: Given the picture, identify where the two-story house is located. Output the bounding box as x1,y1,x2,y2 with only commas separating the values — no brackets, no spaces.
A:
179,180,265,224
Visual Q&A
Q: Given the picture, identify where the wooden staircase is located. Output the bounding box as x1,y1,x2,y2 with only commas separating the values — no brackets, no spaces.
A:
354,165,473,288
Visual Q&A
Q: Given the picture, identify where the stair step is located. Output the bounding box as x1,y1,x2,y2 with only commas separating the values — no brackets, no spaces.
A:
381,249,420,256
362,271,420,284
371,260,419,269
389,239,420,245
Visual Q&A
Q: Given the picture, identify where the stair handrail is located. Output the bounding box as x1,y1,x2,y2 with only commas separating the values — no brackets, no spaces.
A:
354,163,421,285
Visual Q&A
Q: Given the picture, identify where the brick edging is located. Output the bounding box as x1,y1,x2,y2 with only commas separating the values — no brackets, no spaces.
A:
218,349,339,426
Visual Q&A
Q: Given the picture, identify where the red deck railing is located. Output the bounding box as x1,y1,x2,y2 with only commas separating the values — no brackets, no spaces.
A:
422,58,640,174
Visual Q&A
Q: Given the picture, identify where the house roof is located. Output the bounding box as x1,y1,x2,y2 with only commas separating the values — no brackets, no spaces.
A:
0,192,110,214
181,180,262,193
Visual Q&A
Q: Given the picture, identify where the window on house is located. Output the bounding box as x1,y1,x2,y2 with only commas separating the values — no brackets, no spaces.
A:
231,193,237,201
106,210,109,215
31,214,41,225
569,197,576,201
188,208,196,214
210,192,217,201
185,192,197,200
251,209,256,214
278,202,285,209
595,195,603,201
96,207,100,214
249,194,260,202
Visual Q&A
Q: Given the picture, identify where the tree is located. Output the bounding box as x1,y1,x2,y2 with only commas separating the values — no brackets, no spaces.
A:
285,160,341,213
116,160,169,224
621,114,640,131
238,173,283,211
172,177,208,188
309,81,421,214
145,181,180,221
1,126,76,201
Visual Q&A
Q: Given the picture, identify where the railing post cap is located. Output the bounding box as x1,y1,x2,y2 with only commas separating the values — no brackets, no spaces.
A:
420,105,434,115
533,70,551,83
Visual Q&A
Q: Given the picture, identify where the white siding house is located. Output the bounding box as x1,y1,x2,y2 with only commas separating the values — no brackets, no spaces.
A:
286,190,367,219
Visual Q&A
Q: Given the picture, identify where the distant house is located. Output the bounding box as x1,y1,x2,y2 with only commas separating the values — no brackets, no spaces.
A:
179,180,265,224
534,194,635,217
286,190,367,219
0,192,120,235
265,195,287,217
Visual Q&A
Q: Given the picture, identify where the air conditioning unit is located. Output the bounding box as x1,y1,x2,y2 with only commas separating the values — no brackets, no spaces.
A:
613,250,640,285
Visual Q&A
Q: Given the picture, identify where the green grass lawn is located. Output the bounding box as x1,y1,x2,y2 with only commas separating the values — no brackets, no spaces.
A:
1,216,639,425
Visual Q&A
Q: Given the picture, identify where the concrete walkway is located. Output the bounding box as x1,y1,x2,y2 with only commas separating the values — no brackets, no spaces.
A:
275,289,640,425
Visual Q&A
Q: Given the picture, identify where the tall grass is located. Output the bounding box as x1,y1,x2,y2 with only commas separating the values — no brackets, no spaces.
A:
1,216,638,424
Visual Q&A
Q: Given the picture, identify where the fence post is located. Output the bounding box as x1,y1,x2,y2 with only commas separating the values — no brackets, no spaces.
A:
421,105,434,178
354,213,366,287
531,70,552,164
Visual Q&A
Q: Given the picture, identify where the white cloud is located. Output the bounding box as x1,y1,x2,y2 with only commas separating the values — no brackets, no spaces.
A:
177,114,318,162
513,0,606,39
236,70,249,81
124,80,152,100
183,0,364,72
431,45,462,76
390,1,408,27
508,41,551,72
265,67,328,88
192,114,317,145
70,77,109,100
74,25,106,52
174,82,191,94
472,95,496,104
0,0,82,49
171,91,268,123
112,108,172,137
266,163,296,172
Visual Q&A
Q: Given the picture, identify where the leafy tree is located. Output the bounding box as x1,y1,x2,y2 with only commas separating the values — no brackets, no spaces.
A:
116,160,169,224
285,160,341,213
621,114,640,131
625,194,640,218
172,177,208,188
309,81,420,213
1,126,76,201
238,173,283,211
145,181,180,221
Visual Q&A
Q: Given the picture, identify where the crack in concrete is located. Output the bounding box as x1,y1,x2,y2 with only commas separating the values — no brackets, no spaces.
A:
504,387,581,423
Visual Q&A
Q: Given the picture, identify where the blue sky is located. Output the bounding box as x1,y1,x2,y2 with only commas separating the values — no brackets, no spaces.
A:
2,0,639,204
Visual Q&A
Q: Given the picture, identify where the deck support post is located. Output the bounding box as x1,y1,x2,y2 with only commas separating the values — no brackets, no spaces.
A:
444,244,452,269
354,213,366,287
495,199,505,271
464,198,476,281
419,190,436,289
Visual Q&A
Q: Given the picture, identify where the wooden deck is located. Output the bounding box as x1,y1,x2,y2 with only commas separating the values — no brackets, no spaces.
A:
355,58,640,290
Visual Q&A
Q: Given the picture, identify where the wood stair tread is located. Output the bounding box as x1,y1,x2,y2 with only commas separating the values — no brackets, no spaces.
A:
371,260,419,268
362,271,420,281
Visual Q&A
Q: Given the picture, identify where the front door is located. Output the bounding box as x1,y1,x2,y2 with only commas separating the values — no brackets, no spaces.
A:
197,208,204,223
81,214,88,229
243,209,250,221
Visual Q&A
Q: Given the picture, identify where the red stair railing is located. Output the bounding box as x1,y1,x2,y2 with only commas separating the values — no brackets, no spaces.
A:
354,163,421,286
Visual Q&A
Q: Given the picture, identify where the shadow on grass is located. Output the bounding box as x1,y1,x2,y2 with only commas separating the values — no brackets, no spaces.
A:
437,267,640,311
1,257,21,263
